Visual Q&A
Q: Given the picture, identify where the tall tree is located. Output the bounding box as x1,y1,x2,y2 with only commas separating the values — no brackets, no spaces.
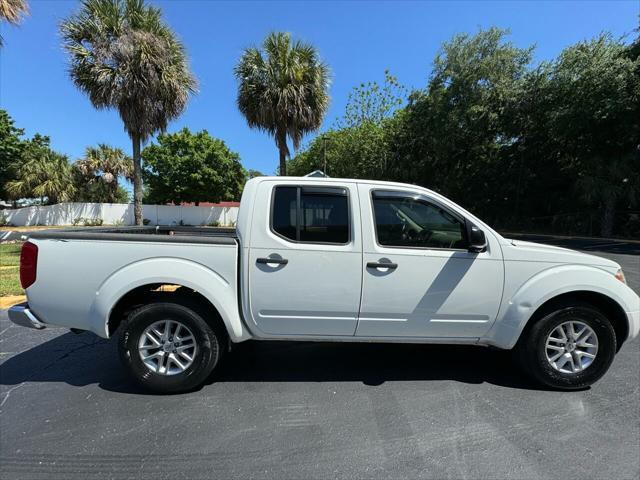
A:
234,32,330,176
336,70,407,129
0,0,28,46
396,28,533,218
0,109,25,200
142,128,247,205
74,144,133,203
543,34,639,236
290,70,406,178
60,0,196,224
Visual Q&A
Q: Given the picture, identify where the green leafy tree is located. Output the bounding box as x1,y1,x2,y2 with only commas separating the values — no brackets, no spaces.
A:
234,31,330,176
142,128,247,205
0,0,29,46
74,144,133,203
289,121,394,179
0,109,25,199
394,28,532,219
290,28,640,238
289,71,406,178
6,136,75,204
542,34,639,236
61,0,197,224
74,176,130,203
337,70,407,129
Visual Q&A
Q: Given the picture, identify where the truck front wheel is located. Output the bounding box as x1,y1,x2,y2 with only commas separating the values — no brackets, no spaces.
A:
517,304,617,390
118,302,224,393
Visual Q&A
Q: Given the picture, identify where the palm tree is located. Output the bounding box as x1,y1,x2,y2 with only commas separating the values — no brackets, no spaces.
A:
6,150,75,204
75,144,133,203
60,0,196,224
0,0,29,46
234,32,330,176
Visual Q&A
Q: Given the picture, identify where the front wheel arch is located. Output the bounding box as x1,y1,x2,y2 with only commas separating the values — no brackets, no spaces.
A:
517,291,628,352
515,302,617,390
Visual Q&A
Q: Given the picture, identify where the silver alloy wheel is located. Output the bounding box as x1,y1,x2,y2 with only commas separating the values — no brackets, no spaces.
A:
138,320,197,375
545,321,598,374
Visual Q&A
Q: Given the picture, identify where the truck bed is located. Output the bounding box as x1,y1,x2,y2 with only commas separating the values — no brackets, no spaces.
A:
23,225,241,338
27,226,238,245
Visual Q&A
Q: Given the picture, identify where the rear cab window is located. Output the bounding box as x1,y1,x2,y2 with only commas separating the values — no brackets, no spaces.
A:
271,186,350,244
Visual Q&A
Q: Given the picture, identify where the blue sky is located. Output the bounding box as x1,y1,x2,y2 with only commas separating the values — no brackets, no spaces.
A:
1,0,637,177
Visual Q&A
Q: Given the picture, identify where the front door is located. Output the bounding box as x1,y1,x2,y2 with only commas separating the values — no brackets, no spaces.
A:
356,186,504,338
248,182,362,336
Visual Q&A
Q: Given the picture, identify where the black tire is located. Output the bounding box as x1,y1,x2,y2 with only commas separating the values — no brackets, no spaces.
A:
118,301,225,393
516,304,616,390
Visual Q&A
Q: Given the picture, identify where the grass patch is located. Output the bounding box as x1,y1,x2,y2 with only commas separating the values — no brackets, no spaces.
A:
1,243,22,267
1,243,23,296
0,266,21,296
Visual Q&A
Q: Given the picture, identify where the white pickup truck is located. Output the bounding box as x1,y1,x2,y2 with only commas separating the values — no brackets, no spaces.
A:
9,177,639,393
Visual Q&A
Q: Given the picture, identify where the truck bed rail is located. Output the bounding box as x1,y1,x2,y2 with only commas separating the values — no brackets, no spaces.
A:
27,226,238,245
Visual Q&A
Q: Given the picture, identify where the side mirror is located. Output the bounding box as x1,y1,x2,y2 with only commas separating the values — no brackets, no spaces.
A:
467,224,487,253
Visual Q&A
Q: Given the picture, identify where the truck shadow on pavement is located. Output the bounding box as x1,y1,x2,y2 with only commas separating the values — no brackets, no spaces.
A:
0,331,554,394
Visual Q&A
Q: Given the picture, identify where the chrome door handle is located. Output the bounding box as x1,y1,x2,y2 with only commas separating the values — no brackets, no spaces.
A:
257,257,288,265
366,261,397,269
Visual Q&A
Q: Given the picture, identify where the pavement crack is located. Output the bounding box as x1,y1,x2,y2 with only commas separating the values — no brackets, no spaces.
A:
0,383,26,408
0,324,14,337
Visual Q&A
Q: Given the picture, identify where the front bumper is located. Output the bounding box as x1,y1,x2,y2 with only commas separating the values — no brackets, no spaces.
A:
8,303,46,330
627,310,640,341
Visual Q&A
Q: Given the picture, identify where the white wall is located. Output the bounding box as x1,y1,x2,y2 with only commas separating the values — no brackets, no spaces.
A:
1,203,239,227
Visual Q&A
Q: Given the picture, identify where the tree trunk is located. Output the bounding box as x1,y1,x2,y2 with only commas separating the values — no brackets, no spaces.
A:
277,129,287,176
600,196,616,237
279,146,287,176
132,134,143,225
108,182,116,204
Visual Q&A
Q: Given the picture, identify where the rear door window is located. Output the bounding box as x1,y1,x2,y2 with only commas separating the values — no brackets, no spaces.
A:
271,186,350,244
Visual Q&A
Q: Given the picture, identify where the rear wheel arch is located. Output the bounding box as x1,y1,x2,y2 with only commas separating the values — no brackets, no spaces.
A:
108,284,229,347
118,299,225,393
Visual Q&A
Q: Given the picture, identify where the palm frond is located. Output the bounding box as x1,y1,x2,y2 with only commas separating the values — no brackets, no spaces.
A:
0,0,28,24
60,0,197,140
234,31,330,167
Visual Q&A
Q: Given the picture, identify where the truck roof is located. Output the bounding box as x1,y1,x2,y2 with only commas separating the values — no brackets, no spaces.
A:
246,175,438,195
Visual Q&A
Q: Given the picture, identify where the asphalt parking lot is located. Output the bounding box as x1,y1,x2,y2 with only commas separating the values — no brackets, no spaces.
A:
1,240,638,479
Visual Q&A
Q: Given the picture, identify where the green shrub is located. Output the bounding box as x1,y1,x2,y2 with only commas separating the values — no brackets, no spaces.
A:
82,218,103,227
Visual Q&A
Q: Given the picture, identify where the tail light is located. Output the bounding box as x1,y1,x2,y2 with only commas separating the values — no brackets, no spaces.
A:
20,241,38,289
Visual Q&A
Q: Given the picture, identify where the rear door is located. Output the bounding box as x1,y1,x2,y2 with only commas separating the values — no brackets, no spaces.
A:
356,184,504,338
247,181,362,336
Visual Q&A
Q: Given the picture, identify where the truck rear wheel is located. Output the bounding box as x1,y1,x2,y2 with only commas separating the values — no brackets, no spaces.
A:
118,301,224,393
517,304,616,390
